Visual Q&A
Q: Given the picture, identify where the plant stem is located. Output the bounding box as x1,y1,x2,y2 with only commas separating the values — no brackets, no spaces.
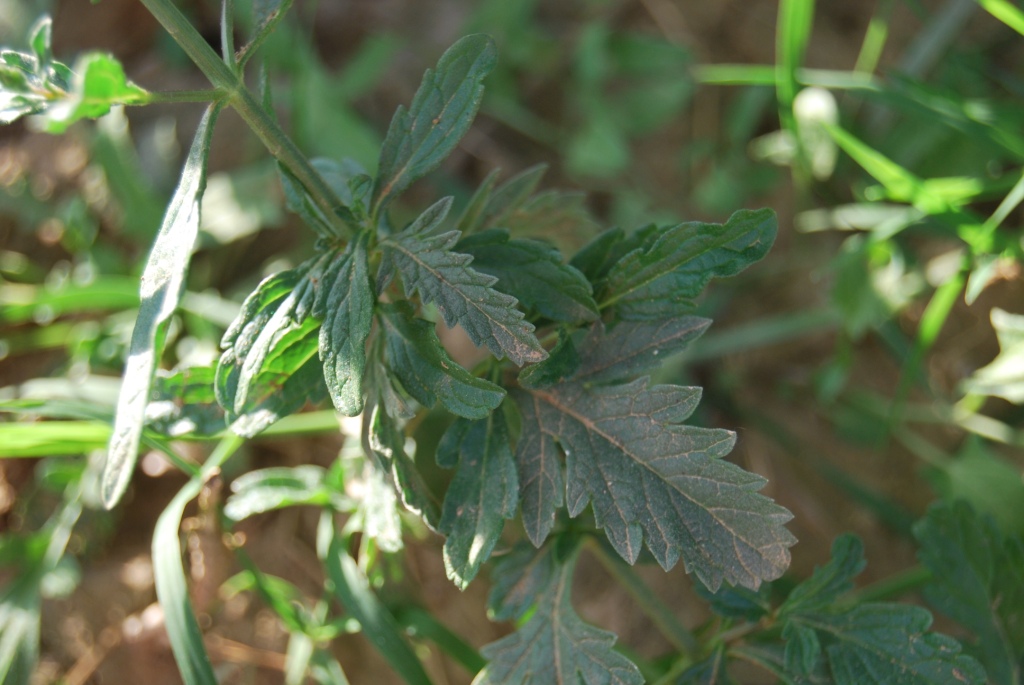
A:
586,537,699,657
137,0,348,240
852,565,933,602
145,89,225,104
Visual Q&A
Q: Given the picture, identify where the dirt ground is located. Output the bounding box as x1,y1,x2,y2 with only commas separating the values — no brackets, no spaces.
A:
2,0,1019,683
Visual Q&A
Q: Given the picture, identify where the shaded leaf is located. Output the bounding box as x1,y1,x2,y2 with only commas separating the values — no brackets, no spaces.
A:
372,35,496,212
437,412,518,588
475,554,642,685
458,164,548,234
385,201,546,365
780,535,866,616
513,317,794,590
678,644,730,685
572,317,710,385
146,366,226,438
502,190,599,251
693,578,772,621
378,301,505,419
914,501,1024,685
518,330,581,390
104,105,219,509
314,235,374,416
486,542,558,622
456,229,598,323
224,466,344,522
603,208,777,319
570,225,659,284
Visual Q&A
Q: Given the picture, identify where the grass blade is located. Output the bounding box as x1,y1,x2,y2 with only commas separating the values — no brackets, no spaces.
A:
153,434,243,685
977,0,1024,35
103,104,221,509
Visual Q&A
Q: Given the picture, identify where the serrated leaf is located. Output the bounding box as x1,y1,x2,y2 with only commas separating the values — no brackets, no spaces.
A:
572,316,710,385
378,301,505,419
515,377,793,590
279,158,368,237
458,164,548,234
693,578,772,621
486,542,558,622
372,34,497,212
437,412,518,588
385,202,547,366
103,105,219,509
914,501,1024,685
145,366,226,438
569,224,659,284
603,208,777,319
314,235,373,416
502,190,598,250
456,229,599,323
475,555,642,685
216,259,329,437
780,535,866,616
781,533,987,685
41,52,149,133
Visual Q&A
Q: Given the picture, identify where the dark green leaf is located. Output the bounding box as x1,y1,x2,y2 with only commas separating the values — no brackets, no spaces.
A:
486,542,557,622
385,202,547,366
502,190,598,249
677,644,730,685
372,35,497,212
378,301,505,419
572,317,710,385
324,536,433,685
603,208,777,319
780,535,866,616
783,622,822,677
367,402,441,529
693,579,772,621
437,412,518,588
314,235,374,416
475,554,643,685
279,158,369,237
104,105,219,509
458,164,548,234
914,502,1024,685
456,229,599,323
224,466,343,522
216,259,328,437
518,330,581,389
146,366,226,438
569,224,658,284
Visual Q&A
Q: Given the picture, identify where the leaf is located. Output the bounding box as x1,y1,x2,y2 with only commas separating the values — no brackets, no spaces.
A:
372,34,497,212
571,316,711,385
103,105,219,509
486,542,558,622
351,458,404,553
456,229,599,323
569,225,659,284
457,164,548,234
962,308,1024,403
475,554,643,685
781,533,987,685
42,52,149,133
366,401,441,528
224,466,345,522
378,301,505,419
0,16,72,125
145,366,226,438
602,208,778,319
314,235,374,416
913,501,1024,685
693,579,773,621
677,644,730,685
518,330,581,389
324,535,433,685
385,201,547,366
780,535,866,616
437,412,519,588
216,259,328,437
513,317,794,589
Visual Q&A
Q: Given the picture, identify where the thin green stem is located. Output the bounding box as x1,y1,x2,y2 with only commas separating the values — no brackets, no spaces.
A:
221,0,237,71
852,565,933,602
144,89,226,104
137,0,348,240
586,537,699,657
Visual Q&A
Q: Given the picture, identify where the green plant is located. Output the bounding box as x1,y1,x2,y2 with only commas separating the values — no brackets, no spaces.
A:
1,3,1021,684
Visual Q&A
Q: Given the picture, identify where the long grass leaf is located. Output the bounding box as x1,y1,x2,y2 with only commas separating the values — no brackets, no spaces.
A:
103,104,221,509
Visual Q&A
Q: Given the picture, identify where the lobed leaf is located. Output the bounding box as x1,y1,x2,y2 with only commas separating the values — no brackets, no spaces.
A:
572,316,711,385
437,412,519,588
486,541,558,622
103,105,219,509
457,164,547,234
913,502,1024,685
779,534,866,616
456,229,599,323
475,554,642,685
602,208,777,320
378,301,505,419
385,202,546,366
314,235,374,416
372,35,497,213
